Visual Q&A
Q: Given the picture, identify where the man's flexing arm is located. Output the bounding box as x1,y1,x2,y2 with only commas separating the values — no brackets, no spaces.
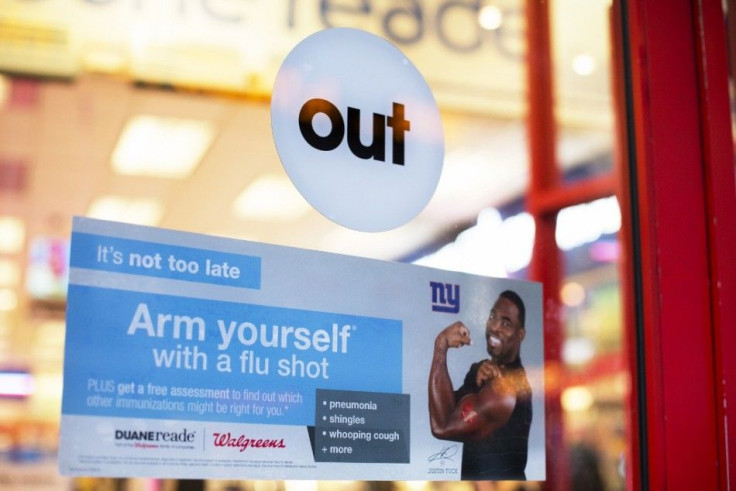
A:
428,322,516,442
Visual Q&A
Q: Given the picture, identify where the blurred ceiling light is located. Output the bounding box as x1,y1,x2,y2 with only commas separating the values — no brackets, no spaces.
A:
479,5,503,30
233,175,311,221
414,208,535,276
0,289,18,311
415,212,508,278
87,196,164,226
556,196,620,251
572,54,597,76
561,386,594,412
499,212,535,272
0,217,25,253
563,338,596,365
561,281,586,307
414,208,524,276
0,372,34,398
111,115,215,179
0,260,20,287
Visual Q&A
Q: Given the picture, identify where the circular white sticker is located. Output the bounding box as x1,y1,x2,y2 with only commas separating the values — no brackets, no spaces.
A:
271,28,444,232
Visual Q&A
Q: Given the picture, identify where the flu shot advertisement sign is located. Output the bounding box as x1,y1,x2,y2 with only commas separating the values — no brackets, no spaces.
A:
59,217,545,481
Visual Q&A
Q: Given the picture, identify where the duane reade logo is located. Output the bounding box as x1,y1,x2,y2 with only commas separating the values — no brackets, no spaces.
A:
271,28,444,232
115,428,196,443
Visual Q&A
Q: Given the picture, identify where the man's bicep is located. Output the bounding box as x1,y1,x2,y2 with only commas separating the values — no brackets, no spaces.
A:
431,394,486,441
475,385,516,430
435,391,514,442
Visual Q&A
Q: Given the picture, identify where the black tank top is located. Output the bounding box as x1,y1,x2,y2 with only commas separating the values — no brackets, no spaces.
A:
454,358,532,480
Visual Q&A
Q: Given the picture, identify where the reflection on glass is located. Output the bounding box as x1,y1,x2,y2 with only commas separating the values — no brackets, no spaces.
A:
0,0,628,488
560,211,626,491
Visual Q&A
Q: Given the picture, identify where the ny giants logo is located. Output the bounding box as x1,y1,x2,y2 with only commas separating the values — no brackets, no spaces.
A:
430,281,460,313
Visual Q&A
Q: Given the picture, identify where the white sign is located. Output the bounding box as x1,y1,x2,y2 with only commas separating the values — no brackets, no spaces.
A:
59,217,545,481
271,28,444,232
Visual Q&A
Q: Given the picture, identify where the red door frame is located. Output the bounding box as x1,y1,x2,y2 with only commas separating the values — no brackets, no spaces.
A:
526,0,736,488
620,0,736,488
691,1,736,486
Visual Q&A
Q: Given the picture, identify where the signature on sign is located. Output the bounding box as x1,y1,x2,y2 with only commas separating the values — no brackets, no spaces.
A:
428,444,459,463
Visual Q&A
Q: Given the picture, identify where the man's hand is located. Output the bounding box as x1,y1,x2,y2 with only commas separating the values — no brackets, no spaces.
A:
434,321,472,352
429,322,516,442
475,360,503,387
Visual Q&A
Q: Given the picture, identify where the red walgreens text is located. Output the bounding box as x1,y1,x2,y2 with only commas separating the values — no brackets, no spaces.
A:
212,432,286,452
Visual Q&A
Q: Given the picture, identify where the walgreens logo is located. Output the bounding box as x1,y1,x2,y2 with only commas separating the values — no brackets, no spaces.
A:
212,432,286,453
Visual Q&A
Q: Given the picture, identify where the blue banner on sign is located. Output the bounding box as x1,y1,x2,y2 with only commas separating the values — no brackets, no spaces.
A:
70,232,262,289
62,285,402,425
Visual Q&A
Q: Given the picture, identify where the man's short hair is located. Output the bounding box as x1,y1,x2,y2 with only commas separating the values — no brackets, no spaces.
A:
499,290,525,327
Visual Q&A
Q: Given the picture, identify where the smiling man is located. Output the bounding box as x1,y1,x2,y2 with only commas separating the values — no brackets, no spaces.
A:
428,290,532,480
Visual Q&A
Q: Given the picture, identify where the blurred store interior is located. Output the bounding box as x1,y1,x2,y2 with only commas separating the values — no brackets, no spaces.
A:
0,0,625,489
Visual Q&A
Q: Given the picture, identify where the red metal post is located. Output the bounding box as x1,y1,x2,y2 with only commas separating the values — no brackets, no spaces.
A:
525,0,567,488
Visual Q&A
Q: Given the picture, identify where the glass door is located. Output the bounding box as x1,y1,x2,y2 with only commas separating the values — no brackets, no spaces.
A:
1,0,734,489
